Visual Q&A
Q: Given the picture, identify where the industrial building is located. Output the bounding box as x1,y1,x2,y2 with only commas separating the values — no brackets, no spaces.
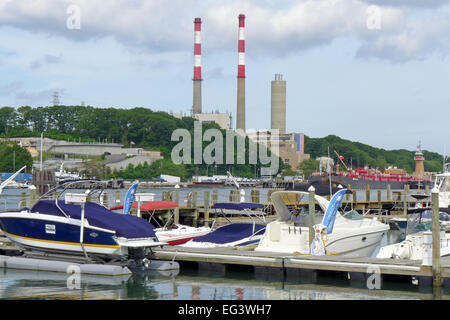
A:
247,131,310,170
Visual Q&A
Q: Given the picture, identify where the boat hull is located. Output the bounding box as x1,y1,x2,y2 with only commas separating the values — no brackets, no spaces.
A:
255,220,389,258
308,175,433,190
155,225,211,246
0,212,123,258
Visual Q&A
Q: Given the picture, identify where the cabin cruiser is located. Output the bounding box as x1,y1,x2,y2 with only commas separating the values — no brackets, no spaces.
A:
377,209,450,260
180,202,267,248
255,189,390,257
434,165,450,209
0,180,168,267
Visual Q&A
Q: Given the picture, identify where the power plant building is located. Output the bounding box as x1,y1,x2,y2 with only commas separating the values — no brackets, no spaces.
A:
247,131,310,170
271,74,286,134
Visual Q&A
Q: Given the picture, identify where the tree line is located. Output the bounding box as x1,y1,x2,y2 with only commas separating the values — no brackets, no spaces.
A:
0,105,284,178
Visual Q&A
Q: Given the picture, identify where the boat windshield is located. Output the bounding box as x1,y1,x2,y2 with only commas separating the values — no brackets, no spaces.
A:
435,174,450,192
406,210,450,235
341,210,364,220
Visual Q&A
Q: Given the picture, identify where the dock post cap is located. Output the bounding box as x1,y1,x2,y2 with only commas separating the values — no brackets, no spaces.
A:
337,184,343,189
431,187,439,194
308,185,315,192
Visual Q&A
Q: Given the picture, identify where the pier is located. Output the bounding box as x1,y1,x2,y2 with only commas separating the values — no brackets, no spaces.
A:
150,246,450,288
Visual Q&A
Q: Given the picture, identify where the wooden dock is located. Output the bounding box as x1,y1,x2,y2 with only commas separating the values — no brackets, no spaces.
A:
150,246,450,288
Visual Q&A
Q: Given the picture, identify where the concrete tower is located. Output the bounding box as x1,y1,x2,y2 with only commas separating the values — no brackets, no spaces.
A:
192,17,202,115
236,14,246,132
414,142,425,179
271,74,286,134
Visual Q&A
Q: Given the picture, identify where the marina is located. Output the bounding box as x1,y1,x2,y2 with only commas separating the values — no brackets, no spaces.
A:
0,1,449,303
0,177,448,298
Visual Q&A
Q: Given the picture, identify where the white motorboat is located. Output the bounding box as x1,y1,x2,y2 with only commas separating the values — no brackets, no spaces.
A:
110,200,211,246
377,210,450,260
434,164,450,209
255,189,390,257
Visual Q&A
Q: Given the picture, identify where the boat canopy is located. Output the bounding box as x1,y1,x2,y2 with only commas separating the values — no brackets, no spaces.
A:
110,201,179,211
191,223,265,244
211,202,264,211
31,200,156,239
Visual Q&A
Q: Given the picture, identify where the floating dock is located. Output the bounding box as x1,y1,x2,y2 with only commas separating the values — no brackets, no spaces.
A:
150,246,450,287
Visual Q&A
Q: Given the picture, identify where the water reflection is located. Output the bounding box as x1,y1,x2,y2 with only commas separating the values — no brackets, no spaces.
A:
1,262,449,300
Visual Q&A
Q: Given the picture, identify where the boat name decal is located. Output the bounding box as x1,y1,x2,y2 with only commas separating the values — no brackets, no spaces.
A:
45,224,56,234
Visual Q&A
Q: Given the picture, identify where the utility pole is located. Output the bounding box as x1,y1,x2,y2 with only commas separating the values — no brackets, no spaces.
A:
52,91,60,106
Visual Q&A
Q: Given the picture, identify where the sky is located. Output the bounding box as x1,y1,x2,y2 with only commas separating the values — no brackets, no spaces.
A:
0,0,449,155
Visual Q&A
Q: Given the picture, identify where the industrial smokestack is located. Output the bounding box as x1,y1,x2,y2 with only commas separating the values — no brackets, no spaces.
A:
192,17,202,115
236,14,246,132
271,74,286,134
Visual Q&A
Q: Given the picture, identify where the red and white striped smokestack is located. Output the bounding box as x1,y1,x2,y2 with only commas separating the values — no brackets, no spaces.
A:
193,17,202,81
237,14,245,79
193,17,202,114
236,14,246,132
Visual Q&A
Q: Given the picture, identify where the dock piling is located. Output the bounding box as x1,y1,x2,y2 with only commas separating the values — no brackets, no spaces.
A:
432,187,442,287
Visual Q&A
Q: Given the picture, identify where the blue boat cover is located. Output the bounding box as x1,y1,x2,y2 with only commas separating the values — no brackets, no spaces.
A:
192,223,265,244
212,202,264,210
31,200,156,239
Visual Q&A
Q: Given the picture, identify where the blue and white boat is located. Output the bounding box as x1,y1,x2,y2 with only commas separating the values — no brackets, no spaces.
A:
180,202,267,248
0,180,166,264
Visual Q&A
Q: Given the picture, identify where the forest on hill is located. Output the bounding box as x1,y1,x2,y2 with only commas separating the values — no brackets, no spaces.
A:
0,105,282,179
0,105,444,178
304,135,444,174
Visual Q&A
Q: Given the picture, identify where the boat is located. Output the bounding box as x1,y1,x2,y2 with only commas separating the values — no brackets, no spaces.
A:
110,200,211,246
377,209,450,260
255,189,390,257
180,202,267,248
308,146,434,190
434,164,450,209
0,179,168,268
0,166,35,192
308,169,433,190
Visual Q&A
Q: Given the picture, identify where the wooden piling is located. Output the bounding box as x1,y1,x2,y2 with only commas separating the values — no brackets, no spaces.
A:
32,170,56,196
403,184,409,216
365,184,370,202
204,191,211,227
387,184,391,201
377,190,382,208
174,188,180,224
211,190,218,205
432,188,441,287
251,189,260,203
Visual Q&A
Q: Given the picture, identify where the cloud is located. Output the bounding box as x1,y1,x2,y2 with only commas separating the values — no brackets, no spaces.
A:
16,88,65,104
356,14,450,61
365,0,450,8
0,80,23,96
0,0,449,63
29,53,62,69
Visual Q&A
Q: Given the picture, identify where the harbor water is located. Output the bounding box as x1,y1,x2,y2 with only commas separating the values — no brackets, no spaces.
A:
0,187,446,300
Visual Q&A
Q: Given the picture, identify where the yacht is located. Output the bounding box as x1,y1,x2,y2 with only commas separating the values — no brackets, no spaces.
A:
255,189,390,257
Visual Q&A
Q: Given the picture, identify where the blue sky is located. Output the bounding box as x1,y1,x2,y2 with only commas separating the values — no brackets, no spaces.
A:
0,0,449,155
